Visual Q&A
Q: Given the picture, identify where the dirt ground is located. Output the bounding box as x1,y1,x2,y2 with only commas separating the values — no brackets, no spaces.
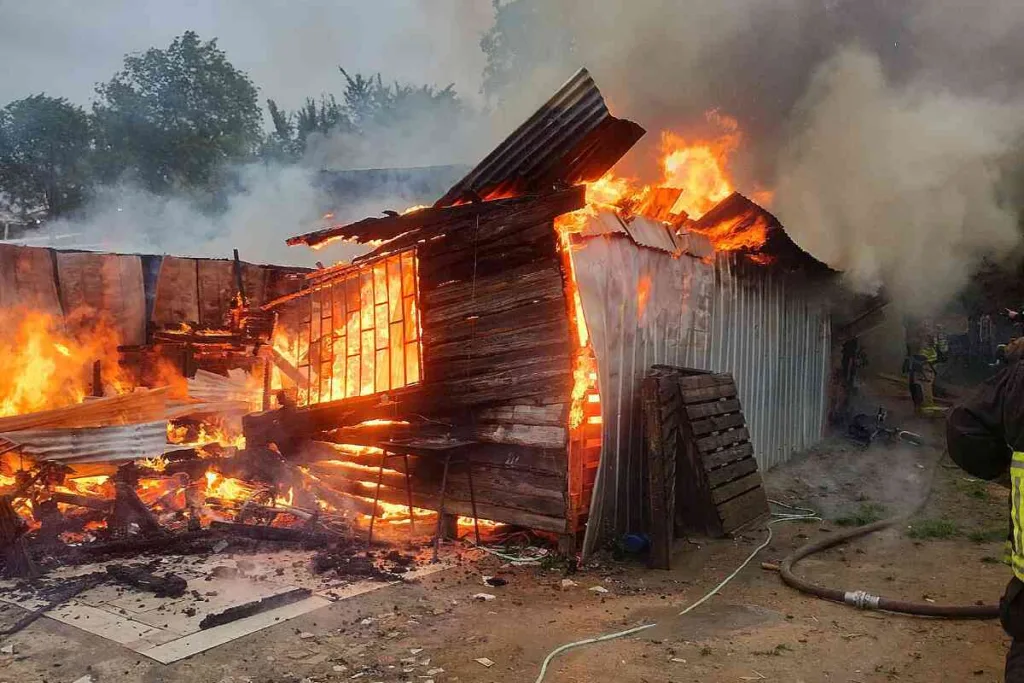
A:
0,390,1014,683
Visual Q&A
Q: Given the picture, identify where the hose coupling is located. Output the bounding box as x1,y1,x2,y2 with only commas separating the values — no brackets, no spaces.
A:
843,590,880,610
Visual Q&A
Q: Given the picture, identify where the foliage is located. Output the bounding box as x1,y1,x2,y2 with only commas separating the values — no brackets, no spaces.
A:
907,518,959,539
0,94,92,217
91,31,261,194
264,68,463,162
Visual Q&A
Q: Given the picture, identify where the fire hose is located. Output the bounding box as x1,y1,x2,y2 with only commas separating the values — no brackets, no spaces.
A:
535,449,1000,681
780,516,998,618
780,445,999,619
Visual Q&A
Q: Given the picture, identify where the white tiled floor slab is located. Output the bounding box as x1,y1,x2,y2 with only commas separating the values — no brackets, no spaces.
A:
0,551,448,664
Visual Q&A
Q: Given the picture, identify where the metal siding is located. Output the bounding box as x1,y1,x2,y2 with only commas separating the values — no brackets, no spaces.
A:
574,238,831,556
1,421,169,463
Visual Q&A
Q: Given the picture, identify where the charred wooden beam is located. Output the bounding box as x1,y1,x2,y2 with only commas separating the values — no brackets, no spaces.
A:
199,587,312,630
50,491,114,511
209,521,333,546
0,495,38,578
106,564,188,598
287,187,584,249
110,481,164,536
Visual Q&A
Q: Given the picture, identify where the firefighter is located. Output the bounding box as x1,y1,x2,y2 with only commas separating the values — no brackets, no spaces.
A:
947,337,1024,680
905,318,948,416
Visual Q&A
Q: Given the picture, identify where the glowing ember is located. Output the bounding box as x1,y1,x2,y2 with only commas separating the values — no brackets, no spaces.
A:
690,212,771,252
0,307,132,417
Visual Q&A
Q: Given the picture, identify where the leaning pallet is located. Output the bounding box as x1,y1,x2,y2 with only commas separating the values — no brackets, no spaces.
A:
642,366,769,548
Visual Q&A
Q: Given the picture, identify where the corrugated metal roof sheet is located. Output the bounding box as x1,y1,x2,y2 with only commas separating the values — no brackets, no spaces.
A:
1,421,169,463
692,193,835,274
435,68,645,207
580,210,628,238
622,216,678,253
187,369,255,405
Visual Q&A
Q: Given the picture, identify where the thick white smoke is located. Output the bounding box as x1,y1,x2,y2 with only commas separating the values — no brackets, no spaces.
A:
773,48,1024,313
44,165,367,267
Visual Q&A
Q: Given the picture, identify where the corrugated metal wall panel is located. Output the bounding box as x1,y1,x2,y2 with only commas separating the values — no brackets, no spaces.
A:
574,239,830,556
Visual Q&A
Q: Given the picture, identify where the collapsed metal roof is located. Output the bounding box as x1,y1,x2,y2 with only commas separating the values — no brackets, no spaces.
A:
435,68,645,207
691,192,835,275
288,68,643,250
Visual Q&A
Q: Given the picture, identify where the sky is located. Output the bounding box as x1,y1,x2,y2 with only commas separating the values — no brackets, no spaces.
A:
0,0,495,110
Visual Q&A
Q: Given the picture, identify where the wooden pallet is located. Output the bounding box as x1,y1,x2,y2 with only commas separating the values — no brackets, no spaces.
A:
643,366,769,543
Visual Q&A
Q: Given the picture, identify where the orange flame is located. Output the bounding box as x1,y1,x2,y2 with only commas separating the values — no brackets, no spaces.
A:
0,307,132,417
637,275,652,321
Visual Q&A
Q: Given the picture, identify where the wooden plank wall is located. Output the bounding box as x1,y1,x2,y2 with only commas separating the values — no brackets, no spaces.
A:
415,198,575,532
0,245,302,347
55,252,147,345
286,194,582,534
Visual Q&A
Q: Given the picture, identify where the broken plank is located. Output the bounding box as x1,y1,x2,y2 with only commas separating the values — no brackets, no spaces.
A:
711,472,763,505
702,442,755,470
679,374,734,391
690,412,746,437
706,457,759,488
685,399,742,420
695,427,750,453
717,486,770,534
681,383,737,404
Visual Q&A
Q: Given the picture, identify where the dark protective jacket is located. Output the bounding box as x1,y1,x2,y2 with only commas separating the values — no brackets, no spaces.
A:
947,363,1024,481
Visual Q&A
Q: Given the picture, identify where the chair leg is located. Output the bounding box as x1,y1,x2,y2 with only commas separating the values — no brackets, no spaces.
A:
403,453,415,536
466,459,481,546
433,453,452,563
368,450,387,547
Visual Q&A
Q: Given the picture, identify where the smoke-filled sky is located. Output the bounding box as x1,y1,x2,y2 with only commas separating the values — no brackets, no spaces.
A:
7,0,1024,312
0,0,494,110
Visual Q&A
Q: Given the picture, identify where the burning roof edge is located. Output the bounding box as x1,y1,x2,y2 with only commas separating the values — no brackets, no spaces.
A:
692,192,837,276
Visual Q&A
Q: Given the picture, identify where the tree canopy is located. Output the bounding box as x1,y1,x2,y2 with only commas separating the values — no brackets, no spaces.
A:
0,94,92,217
91,30,262,193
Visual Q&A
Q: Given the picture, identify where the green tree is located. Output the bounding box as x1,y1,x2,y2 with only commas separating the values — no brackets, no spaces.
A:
0,94,92,217
92,31,262,193
479,0,574,101
263,69,463,163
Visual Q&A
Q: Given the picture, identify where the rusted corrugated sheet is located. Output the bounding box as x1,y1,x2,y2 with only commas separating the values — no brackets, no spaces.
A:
435,68,645,207
572,226,832,557
0,421,169,463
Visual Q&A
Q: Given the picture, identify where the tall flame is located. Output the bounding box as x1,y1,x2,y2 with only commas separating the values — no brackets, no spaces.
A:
0,307,131,417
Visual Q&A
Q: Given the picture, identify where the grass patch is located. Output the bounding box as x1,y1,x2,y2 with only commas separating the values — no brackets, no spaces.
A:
753,644,792,657
835,503,887,527
967,526,1007,544
957,478,990,501
907,518,959,540
700,646,713,657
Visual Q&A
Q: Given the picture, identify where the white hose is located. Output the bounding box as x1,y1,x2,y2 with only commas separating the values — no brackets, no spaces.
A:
533,501,819,683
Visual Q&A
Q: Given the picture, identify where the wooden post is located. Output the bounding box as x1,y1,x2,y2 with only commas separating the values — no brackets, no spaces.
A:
92,360,103,397
233,249,247,304
0,495,39,578
262,360,272,411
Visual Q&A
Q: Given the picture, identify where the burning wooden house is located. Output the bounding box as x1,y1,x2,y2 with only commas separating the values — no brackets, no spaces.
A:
252,68,836,555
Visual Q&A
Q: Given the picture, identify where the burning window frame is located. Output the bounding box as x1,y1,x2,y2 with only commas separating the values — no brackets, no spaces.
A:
281,248,423,407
